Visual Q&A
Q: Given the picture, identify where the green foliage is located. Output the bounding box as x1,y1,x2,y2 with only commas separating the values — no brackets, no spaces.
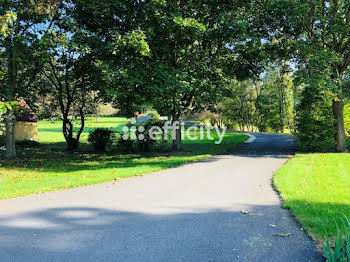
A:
0,0,58,97
220,82,257,132
135,119,165,152
256,67,296,133
0,10,16,38
38,2,107,150
294,50,338,152
344,102,350,135
270,0,350,151
88,128,115,152
115,136,135,153
0,101,18,112
119,119,166,153
78,0,265,132
296,84,336,152
219,67,296,133
114,30,151,57
255,85,284,133
0,101,19,136
0,0,60,157
184,111,223,128
322,215,350,262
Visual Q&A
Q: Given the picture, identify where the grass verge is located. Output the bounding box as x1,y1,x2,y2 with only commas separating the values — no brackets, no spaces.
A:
274,153,350,241
0,117,248,199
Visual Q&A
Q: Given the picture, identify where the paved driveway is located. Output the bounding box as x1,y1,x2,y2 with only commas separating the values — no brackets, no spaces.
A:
0,133,323,262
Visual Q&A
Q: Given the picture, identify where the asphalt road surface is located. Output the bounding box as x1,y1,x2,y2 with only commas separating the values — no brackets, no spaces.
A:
0,133,324,262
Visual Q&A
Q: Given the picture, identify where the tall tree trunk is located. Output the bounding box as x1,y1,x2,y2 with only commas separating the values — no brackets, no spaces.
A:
333,96,348,152
280,121,285,134
63,118,79,151
62,108,85,151
172,113,182,151
66,138,79,151
5,41,17,158
4,112,16,159
4,113,17,159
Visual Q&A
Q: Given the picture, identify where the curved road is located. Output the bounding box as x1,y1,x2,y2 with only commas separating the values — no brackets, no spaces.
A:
0,133,323,261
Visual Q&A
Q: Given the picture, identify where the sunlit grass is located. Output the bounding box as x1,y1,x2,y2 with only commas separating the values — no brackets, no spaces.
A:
274,153,350,241
38,116,129,143
0,117,248,199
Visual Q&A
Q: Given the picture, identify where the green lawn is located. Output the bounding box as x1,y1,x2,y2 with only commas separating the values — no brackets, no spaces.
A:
274,153,350,241
38,116,129,144
0,117,248,199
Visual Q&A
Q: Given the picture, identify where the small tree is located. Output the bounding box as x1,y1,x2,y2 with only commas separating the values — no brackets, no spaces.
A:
43,46,104,150
41,4,105,150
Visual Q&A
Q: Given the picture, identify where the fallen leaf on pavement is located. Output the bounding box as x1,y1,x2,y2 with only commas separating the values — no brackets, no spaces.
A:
273,233,291,237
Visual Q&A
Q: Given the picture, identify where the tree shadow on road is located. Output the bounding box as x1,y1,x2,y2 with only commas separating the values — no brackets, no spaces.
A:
0,205,323,262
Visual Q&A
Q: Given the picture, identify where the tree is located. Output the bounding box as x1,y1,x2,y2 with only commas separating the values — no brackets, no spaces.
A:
218,66,296,134
0,0,58,158
267,0,350,152
256,65,296,133
75,0,265,150
41,6,105,150
220,81,258,132
296,80,336,152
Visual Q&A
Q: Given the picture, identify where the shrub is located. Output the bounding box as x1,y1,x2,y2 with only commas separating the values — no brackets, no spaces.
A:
88,128,115,152
135,127,155,152
136,119,166,152
322,215,350,262
117,119,166,153
296,85,336,152
116,135,135,153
